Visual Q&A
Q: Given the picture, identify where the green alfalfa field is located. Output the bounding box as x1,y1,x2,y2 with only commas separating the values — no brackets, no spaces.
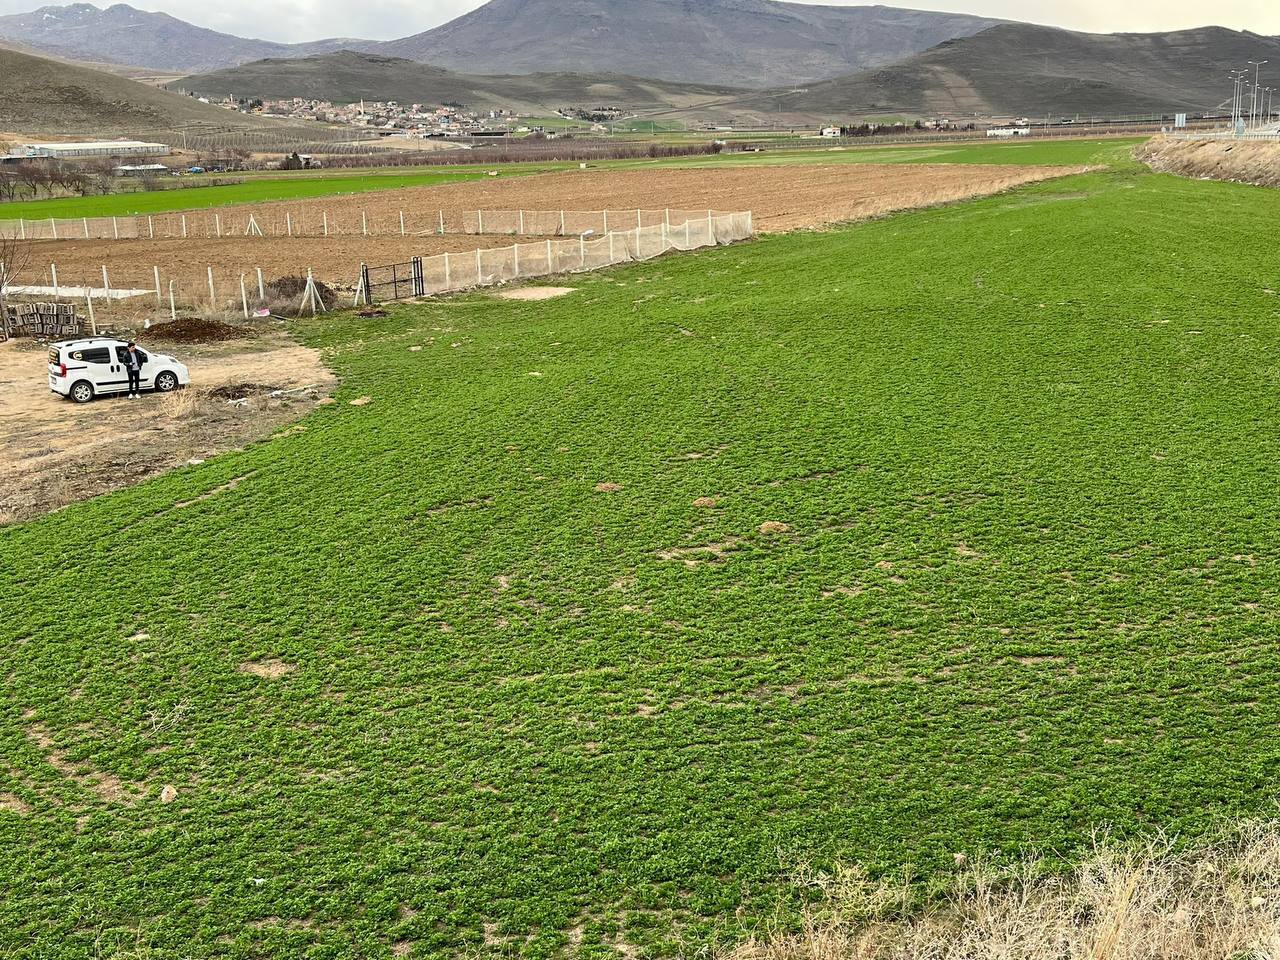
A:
3,147,1280,958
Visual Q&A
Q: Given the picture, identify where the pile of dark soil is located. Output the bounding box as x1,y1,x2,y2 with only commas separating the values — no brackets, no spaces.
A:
208,383,282,401
267,276,338,310
148,317,251,343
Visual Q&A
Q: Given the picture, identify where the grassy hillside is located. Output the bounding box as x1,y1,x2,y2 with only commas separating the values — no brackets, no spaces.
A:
0,46,322,136
175,52,745,112
7,149,1280,958
742,23,1280,118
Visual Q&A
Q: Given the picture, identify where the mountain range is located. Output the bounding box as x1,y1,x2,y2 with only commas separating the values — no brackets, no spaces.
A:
0,0,1006,86
731,24,1280,118
175,24,1280,122
0,3,368,74
367,0,1007,87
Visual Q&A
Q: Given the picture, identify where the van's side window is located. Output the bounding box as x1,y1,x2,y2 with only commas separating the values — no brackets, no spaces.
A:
74,348,112,364
115,347,148,364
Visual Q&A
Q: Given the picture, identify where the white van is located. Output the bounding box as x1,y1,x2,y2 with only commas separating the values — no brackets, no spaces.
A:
48,337,190,403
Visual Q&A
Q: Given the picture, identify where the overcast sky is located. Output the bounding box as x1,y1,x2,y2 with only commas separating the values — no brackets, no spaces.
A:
1,0,1277,43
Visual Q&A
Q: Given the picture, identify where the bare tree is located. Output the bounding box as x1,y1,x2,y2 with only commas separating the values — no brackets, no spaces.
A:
0,232,32,326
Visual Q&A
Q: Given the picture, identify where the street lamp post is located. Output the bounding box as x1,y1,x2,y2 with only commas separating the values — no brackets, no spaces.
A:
1249,61,1269,128
1229,70,1245,131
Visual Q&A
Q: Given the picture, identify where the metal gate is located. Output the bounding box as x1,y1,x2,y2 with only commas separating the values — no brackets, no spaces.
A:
362,259,423,303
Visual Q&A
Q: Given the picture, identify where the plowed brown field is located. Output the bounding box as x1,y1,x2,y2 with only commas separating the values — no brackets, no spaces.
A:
24,163,1083,295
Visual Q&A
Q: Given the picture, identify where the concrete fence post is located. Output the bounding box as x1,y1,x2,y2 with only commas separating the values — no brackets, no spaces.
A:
148,216,154,240
476,248,483,284
207,266,216,309
257,268,265,302
154,266,161,306
546,239,553,271
101,265,110,297
82,217,89,239
169,280,176,321
50,218,57,240
443,253,451,290
51,263,59,299
181,214,187,239
400,211,405,236
240,274,249,318
477,210,484,234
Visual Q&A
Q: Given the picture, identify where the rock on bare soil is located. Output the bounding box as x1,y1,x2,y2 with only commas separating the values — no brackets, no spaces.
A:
1137,136,1280,188
0,320,335,524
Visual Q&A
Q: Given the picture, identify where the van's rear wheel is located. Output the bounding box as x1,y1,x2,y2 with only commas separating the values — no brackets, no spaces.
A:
70,381,94,404
155,371,179,393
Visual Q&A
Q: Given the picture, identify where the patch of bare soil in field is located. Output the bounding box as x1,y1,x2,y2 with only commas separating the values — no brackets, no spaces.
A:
268,163,1084,235
238,659,297,679
0,322,335,524
496,287,577,300
23,233,517,301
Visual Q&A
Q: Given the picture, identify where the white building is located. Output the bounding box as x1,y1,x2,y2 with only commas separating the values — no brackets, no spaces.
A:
8,140,170,160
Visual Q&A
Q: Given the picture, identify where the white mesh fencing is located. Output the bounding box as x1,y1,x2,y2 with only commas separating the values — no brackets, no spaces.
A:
364,212,753,302
0,208,751,242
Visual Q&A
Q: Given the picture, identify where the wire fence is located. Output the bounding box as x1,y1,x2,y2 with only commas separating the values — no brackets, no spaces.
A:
362,211,753,303
8,261,301,321
0,208,750,243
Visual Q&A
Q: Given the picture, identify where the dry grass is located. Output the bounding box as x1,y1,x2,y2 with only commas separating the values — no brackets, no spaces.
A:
157,386,199,420
1137,137,1280,189
727,821,1280,960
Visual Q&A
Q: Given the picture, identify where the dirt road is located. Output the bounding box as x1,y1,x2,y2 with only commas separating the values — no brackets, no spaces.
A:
0,324,334,524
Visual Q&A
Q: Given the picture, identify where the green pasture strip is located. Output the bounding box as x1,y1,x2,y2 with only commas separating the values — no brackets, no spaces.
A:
0,168,525,219
4,165,1280,959
623,136,1146,170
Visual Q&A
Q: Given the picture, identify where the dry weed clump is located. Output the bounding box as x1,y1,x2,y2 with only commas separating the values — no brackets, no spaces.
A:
158,386,200,420
727,821,1280,960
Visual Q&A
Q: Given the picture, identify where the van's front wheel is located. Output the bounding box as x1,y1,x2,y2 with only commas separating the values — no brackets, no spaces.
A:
155,371,179,393
70,381,94,404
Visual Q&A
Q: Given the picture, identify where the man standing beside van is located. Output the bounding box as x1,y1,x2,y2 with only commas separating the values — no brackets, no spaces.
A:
124,341,142,398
